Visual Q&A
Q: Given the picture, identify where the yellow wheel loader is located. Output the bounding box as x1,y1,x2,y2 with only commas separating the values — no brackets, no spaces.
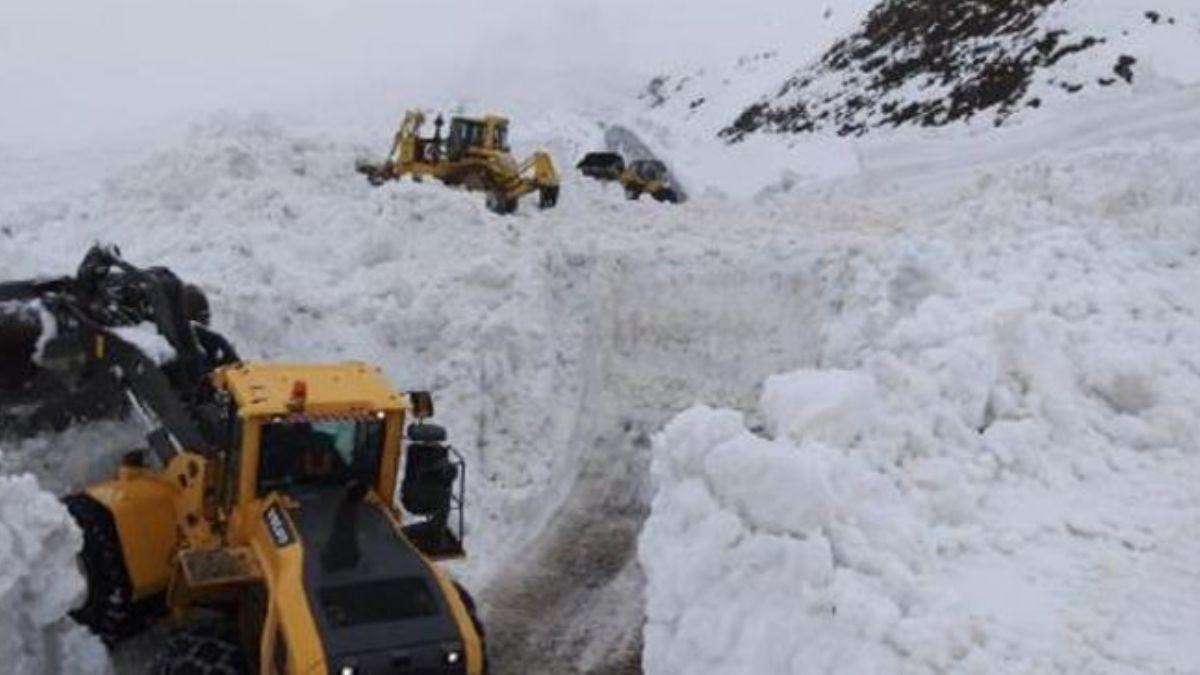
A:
358,110,560,215
576,153,679,204
0,247,486,675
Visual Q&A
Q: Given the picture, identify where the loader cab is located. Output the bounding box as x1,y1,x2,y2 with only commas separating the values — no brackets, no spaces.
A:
213,362,408,509
446,115,509,160
256,416,386,496
205,362,479,674
213,361,465,559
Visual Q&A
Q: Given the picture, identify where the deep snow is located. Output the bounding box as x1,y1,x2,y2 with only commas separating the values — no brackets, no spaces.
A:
640,111,1200,673
1,1,1199,673
0,474,112,675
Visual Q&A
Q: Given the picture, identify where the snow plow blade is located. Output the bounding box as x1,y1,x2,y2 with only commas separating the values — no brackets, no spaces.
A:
355,159,390,186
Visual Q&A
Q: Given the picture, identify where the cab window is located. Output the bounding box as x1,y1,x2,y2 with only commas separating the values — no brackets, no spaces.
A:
257,418,384,495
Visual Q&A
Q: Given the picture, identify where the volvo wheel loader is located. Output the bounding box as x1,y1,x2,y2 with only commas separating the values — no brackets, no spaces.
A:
357,110,560,215
575,153,679,204
0,246,486,675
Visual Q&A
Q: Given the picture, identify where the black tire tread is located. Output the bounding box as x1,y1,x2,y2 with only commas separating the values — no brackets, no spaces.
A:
151,622,247,675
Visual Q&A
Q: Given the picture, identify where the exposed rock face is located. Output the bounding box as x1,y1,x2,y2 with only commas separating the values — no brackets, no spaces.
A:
722,0,1127,139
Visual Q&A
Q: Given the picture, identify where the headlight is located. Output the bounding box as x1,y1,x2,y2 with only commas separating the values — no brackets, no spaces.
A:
340,666,356,675
444,648,462,665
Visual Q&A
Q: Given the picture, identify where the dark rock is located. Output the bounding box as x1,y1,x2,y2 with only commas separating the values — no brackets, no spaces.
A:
721,0,1107,141
1114,55,1137,83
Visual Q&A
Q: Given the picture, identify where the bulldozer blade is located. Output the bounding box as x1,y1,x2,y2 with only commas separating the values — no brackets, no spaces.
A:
355,160,389,187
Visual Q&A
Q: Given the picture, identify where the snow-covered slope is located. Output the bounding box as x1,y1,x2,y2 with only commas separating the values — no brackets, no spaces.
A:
723,0,1200,139
631,0,1200,197
639,103,1200,673
2,1,1200,674
0,114,833,673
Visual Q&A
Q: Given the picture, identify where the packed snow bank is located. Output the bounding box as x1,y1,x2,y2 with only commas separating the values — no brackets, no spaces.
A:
0,113,829,672
4,86,1198,673
641,129,1200,672
0,473,111,675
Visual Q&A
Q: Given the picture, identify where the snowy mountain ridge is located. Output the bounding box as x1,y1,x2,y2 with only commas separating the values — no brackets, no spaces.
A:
1,1,1199,673
643,0,1200,141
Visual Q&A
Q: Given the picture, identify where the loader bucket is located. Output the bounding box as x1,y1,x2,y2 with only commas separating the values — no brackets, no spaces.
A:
576,152,625,181
0,302,42,392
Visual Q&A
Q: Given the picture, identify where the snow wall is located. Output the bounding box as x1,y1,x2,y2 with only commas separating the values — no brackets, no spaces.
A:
640,128,1200,674
0,473,111,675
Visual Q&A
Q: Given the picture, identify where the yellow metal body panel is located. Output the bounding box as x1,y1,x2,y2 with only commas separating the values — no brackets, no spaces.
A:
86,470,178,599
425,547,486,675
246,497,326,674
215,362,405,419
87,452,221,599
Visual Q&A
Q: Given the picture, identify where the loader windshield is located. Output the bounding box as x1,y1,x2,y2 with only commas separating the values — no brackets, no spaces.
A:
258,418,384,495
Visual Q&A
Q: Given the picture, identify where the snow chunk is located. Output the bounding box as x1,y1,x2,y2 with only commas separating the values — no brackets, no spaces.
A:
759,369,878,447
111,323,176,365
30,300,58,364
0,473,111,675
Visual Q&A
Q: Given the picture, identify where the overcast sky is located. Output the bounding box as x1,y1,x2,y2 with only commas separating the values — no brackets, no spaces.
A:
0,1,816,146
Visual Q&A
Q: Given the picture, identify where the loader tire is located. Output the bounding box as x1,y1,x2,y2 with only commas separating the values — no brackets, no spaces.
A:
625,186,642,201
64,493,154,645
151,621,248,675
454,582,490,675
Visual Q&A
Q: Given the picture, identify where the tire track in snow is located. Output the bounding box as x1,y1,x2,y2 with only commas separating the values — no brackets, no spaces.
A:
482,255,821,673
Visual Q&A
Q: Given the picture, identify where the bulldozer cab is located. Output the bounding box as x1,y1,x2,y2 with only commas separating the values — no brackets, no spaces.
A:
446,115,508,160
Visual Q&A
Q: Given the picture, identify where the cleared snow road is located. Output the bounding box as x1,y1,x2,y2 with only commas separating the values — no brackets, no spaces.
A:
0,117,829,674
483,258,820,673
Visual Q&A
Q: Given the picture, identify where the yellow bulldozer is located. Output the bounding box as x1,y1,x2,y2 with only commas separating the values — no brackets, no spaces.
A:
358,110,560,215
0,247,486,674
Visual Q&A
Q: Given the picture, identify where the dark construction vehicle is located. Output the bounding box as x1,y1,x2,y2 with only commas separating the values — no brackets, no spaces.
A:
0,246,485,674
575,152,679,204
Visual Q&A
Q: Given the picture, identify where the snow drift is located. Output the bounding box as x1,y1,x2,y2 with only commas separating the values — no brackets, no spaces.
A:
640,121,1200,673
0,473,111,675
